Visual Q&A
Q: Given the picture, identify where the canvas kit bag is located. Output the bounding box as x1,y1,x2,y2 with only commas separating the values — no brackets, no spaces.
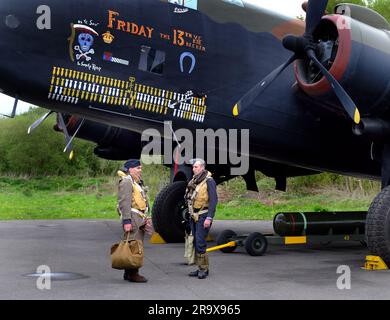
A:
110,232,144,270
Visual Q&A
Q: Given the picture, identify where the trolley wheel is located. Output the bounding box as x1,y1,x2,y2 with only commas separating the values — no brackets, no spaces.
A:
217,230,237,253
245,232,268,256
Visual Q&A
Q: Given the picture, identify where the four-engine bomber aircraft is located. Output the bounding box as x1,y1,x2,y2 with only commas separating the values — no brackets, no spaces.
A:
1,0,390,264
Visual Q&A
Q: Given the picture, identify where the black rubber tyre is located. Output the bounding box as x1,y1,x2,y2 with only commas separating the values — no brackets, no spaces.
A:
216,230,237,253
245,232,268,256
152,181,187,243
366,185,390,266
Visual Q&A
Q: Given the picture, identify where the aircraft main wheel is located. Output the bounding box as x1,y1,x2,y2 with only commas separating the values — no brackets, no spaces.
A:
152,181,187,243
366,185,390,266
216,230,237,253
245,232,268,256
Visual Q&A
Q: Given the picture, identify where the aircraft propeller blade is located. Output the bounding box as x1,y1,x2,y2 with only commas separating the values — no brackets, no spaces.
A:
306,50,360,124
232,54,296,117
63,118,85,155
27,111,53,135
57,112,75,160
232,0,361,124
304,0,329,36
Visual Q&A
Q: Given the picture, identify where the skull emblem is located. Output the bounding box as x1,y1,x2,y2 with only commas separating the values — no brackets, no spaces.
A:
78,33,94,52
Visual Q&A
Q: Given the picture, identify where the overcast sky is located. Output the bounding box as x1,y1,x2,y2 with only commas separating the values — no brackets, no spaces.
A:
0,0,305,116
247,0,305,18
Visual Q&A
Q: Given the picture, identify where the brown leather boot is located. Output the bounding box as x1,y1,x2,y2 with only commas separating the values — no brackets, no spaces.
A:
127,269,148,283
123,269,131,281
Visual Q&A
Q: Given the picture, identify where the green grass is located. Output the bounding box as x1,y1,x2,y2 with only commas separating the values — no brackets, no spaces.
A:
0,173,378,221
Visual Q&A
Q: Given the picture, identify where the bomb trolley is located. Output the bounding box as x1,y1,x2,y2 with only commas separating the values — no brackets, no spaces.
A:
208,211,367,256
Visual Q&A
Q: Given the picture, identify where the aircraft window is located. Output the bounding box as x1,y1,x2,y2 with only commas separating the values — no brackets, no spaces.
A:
139,46,166,75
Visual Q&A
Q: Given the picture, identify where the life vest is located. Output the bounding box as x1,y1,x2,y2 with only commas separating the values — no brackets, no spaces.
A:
193,172,212,210
118,171,148,212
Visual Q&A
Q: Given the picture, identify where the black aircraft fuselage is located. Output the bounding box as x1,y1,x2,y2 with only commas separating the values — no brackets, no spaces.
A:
0,0,386,181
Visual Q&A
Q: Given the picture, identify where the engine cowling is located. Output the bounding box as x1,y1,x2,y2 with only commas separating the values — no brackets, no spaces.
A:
295,14,390,117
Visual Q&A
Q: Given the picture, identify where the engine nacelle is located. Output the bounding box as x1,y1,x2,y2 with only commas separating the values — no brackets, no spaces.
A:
295,14,390,117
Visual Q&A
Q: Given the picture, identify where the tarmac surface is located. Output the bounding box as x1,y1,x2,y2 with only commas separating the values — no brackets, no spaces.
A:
0,219,389,300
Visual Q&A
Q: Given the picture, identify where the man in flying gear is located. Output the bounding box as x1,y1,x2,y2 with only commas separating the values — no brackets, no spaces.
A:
185,159,218,279
117,159,152,283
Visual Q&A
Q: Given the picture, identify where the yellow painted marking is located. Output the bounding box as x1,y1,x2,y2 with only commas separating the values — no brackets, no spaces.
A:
354,109,361,124
364,255,389,271
285,236,307,245
206,241,236,253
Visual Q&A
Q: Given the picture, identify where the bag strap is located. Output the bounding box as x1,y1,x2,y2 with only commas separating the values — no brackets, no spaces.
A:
123,232,143,254
123,227,141,242
123,232,131,242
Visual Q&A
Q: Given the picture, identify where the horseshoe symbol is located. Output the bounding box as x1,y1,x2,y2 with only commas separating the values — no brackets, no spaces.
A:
180,52,196,74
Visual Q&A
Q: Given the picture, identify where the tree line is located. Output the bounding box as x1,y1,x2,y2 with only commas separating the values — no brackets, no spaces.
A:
0,109,119,176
